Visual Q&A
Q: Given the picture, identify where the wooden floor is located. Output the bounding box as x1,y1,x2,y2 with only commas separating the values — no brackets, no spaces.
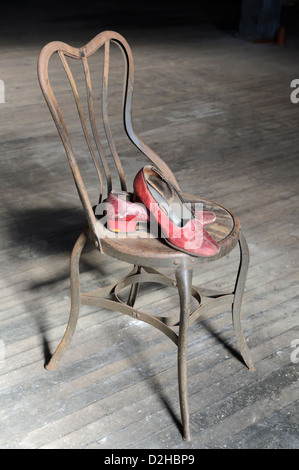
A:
0,2,298,449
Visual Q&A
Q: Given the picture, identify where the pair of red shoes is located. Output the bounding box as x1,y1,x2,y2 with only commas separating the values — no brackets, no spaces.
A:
103,165,219,257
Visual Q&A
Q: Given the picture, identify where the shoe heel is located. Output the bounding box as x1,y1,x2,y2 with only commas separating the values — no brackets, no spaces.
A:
107,218,137,233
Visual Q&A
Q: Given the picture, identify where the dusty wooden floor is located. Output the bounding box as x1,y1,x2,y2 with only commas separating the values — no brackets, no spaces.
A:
0,2,298,449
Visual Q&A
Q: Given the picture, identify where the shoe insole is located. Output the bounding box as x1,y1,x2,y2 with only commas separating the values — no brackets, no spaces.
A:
147,176,192,228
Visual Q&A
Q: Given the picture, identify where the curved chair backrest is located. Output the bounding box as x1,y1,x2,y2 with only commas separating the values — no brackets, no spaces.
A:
38,30,179,240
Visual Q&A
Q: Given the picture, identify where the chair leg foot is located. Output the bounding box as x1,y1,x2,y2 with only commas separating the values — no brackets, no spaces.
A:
45,229,87,371
232,232,255,371
176,267,193,442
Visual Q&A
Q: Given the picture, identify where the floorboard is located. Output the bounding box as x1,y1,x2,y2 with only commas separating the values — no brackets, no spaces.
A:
0,2,298,449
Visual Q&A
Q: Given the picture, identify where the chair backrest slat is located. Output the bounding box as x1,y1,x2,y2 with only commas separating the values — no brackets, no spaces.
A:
102,40,127,192
59,50,105,201
81,54,112,199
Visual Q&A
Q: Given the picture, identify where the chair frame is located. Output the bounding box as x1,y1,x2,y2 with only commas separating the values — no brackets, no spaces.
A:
38,30,255,441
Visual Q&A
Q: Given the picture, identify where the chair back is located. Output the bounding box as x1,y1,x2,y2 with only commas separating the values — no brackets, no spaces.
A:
38,31,179,241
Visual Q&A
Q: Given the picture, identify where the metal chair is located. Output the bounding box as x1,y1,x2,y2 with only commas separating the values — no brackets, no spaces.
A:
37,30,255,441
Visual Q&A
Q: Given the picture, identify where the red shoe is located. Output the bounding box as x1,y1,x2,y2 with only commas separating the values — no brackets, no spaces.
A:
104,190,216,233
133,166,220,257
104,190,148,232
191,205,216,226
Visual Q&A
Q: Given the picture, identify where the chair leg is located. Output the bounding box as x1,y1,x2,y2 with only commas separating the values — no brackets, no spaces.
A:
176,266,193,442
45,229,87,371
232,232,255,371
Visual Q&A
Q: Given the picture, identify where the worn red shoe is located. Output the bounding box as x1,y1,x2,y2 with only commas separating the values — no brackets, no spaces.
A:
104,189,216,233
192,206,216,226
133,166,220,257
103,190,148,232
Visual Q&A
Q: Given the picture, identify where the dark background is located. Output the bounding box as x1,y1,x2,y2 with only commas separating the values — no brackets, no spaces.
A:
1,0,299,46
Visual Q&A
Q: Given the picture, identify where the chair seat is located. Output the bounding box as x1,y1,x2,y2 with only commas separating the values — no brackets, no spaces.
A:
94,194,241,268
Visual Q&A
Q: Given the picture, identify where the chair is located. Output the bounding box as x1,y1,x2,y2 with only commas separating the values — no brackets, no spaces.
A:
37,30,255,441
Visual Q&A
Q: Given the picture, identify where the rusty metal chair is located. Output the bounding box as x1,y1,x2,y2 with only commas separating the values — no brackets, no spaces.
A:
37,30,255,441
